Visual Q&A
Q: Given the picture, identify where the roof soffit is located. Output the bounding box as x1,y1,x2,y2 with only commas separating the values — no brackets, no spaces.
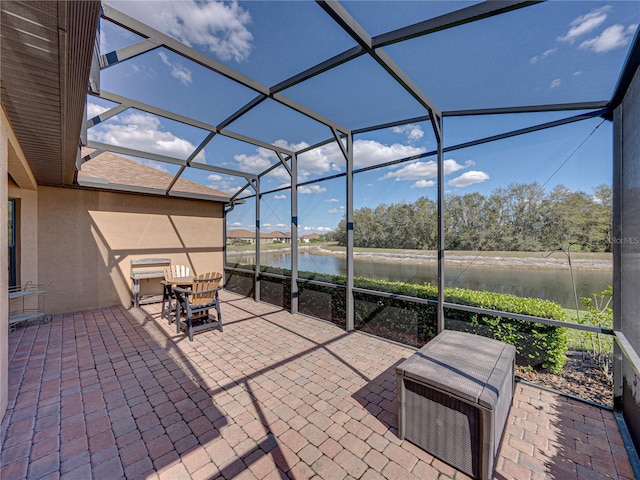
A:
0,1,101,186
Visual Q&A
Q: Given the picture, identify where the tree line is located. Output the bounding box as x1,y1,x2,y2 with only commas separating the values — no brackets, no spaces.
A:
328,182,612,252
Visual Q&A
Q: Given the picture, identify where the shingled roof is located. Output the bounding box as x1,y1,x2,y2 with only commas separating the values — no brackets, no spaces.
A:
226,229,255,239
227,229,291,239
78,149,229,200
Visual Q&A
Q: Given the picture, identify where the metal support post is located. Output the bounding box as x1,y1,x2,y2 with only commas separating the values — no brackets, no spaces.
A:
254,178,261,303
436,115,445,334
291,154,299,314
346,133,354,331
612,107,623,410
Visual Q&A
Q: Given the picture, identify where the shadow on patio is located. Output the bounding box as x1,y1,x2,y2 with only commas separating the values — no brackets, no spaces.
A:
1,291,635,479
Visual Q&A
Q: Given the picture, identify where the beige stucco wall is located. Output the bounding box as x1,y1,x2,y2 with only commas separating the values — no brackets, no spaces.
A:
1,109,9,420
2,107,40,421
38,187,224,314
1,104,224,423
8,180,39,286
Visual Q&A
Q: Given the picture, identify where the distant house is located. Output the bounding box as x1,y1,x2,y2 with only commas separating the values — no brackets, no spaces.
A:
261,231,291,244
301,233,322,243
226,229,256,245
226,229,291,245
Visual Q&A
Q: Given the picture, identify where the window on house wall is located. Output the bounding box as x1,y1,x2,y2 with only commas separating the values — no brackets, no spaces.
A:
8,199,16,287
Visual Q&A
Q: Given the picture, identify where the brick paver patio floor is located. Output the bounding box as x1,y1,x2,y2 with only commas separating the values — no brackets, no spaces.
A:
1,291,635,479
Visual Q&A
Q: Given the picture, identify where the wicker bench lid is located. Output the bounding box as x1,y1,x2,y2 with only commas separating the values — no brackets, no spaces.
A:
396,330,515,409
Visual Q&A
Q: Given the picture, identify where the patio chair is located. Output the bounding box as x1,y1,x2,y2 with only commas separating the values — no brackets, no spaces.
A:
173,272,223,341
161,264,191,324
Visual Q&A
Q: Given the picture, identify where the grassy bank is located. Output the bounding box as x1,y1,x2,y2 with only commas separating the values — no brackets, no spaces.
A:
227,242,613,261
321,245,613,261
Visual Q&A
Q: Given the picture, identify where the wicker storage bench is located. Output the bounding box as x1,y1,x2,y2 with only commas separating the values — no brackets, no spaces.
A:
396,330,515,480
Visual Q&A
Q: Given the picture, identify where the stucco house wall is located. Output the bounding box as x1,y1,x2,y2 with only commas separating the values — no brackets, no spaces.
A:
1,108,10,421
2,108,41,421
2,105,226,423
8,178,38,287
37,187,224,314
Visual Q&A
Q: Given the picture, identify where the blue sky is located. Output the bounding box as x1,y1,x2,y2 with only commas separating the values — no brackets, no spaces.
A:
87,1,639,234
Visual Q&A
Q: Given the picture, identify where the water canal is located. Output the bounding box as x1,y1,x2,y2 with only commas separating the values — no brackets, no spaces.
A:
227,249,611,310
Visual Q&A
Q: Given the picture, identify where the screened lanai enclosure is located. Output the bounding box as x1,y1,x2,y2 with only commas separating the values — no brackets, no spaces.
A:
3,0,640,462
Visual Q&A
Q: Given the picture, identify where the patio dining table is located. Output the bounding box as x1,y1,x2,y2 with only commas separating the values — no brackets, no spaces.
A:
160,276,194,323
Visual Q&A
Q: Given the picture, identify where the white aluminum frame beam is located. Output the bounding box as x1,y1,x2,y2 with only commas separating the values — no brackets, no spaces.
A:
328,126,354,330
101,4,351,136
254,108,605,199
272,1,540,98
75,179,230,203
86,140,259,180
99,39,160,68
316,0,442,141
86,104,128,128
349,101,609,137
373,0,542,47
165,131,216,194
92,90,295,156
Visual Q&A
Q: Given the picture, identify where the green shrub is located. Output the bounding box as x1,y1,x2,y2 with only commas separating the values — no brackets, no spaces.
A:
232,265,568,373
352,279,567,373
578,287,613,383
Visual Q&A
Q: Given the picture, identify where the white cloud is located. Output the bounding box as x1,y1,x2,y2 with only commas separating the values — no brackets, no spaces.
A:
579,24,637,53
411,180,435,189
110,0,253,62
276,139,346,182
392,124,424,143
276,223,287,228
87,102,108,119
158,52,192,86
274,194,287,200
236,137,425,182
550,78,562,89
233,140,305,180
530,48,557,64
326,198,339,202
207,173,243,194
230,222,242,227
300,225,332,233
558,6,610,43
296,138,425,179
233,146,275,173
448,171,490,187
574,71,582,76
298,185,327,194
295,142,342,181
353,140,425,168
382,159,469,181
328,206,345,214
89,112,206,162
263,223,272,228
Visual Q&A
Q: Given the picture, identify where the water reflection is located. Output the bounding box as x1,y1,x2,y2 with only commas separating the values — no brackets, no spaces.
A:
227,251,611,309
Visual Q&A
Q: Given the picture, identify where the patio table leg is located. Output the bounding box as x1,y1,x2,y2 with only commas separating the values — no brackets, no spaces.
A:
161,282,169,320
